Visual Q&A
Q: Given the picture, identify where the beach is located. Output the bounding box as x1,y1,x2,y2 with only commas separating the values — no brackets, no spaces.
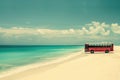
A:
0,46,120,80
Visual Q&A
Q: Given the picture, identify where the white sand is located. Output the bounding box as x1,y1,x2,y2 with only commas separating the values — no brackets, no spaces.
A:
0,46,120,80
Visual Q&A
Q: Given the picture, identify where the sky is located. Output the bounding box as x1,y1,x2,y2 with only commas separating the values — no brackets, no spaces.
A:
0,0,120,45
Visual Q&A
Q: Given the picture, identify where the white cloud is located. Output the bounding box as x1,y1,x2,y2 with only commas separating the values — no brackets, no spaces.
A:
0,21,113,38
81,21,110,36
111,23,120,34
0,21,120,43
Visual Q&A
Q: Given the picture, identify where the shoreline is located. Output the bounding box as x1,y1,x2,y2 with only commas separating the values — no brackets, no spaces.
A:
1,46,120,80
0,49,85,79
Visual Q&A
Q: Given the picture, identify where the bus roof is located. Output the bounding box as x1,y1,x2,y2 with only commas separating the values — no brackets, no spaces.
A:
85,42,113,46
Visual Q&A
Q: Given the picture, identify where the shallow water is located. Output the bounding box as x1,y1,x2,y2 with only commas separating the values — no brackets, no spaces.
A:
0,45,83,72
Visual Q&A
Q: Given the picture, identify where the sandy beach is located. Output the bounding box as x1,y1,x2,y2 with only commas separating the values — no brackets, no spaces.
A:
0,46,120,80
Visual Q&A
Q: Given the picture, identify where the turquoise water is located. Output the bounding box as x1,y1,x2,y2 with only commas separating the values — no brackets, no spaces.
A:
0,45,83,72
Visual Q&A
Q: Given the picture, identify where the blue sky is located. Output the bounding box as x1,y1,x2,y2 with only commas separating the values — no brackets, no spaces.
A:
0,0,120,45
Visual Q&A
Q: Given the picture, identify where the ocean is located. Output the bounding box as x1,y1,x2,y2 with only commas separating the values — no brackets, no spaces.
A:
0,45,83,73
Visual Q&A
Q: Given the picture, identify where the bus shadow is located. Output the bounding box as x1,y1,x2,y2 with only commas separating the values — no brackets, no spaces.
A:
84,52,114,54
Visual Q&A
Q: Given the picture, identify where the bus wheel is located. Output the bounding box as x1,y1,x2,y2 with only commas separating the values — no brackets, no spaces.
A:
105,50,109,53
90,50,94,54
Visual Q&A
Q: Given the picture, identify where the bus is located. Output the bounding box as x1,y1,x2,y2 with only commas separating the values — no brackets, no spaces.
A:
85,42,114,53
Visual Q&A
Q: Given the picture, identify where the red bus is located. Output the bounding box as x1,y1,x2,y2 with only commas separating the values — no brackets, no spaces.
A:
85,43,114,53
